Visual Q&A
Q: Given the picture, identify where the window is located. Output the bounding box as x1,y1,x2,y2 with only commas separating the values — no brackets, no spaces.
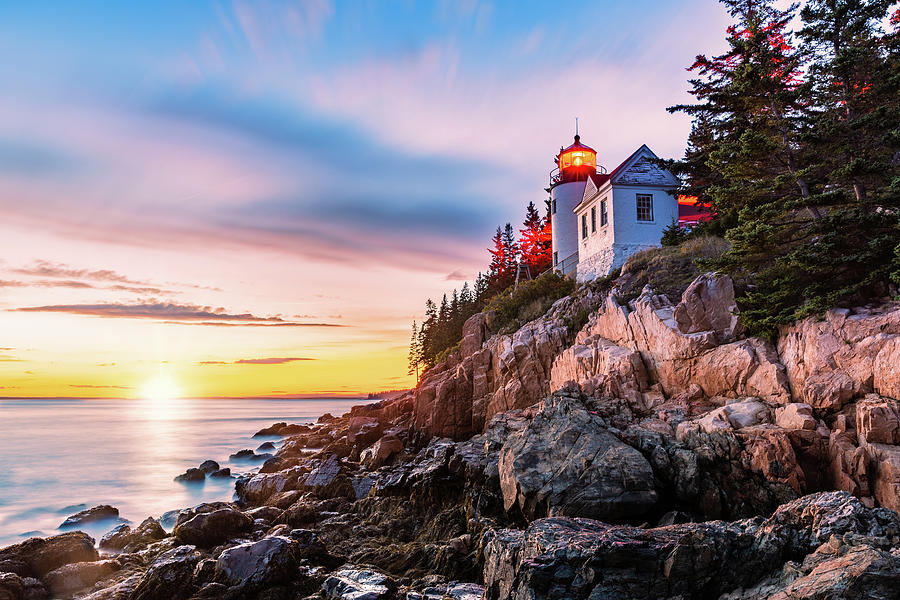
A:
553,251,558,265
581,214,588,239
590,206,596,233
600,199,608,226
636,194,653,221
552,199,557,214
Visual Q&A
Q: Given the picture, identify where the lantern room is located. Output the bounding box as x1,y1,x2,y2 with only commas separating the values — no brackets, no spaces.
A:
553,134,597,186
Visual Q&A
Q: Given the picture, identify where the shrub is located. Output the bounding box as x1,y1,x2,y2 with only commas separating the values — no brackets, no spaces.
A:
616,235,729,305
484,270,576,333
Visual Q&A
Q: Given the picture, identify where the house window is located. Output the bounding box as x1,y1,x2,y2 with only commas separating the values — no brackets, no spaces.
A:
553,251,558,265
600,199,608,226
636,194,653,221
581,214,588,239
552,199,557,214
590,206,596,233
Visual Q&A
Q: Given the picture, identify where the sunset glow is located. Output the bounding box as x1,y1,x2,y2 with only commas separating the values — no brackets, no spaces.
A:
0,1,731,398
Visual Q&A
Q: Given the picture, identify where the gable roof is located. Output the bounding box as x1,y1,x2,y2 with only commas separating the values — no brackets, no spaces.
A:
609,144,678,187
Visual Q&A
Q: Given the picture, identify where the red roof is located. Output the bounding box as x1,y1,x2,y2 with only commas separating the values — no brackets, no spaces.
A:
588,172,610,187
557,134,596,158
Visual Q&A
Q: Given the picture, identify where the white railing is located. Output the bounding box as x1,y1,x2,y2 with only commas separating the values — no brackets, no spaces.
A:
555,252,579,277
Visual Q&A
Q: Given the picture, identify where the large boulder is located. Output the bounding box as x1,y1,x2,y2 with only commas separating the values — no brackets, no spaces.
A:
213,536,298,589
360,435,403,469
44,559,118,597
0,532,98,578
498,394,657,521
59,505,120,529
236,467,304,504
99,517,166,553
130,545,201,600
172,507,252,547
673,272,744,342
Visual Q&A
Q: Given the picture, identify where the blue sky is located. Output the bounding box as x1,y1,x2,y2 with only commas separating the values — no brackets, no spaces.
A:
0,1,732,396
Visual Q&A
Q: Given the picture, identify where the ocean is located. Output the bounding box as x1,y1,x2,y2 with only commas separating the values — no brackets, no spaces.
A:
0,396,363,547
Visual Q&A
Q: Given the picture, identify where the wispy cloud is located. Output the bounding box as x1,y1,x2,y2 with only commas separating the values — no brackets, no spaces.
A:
198,357,314,365
444,269,470,281
11,302,343,327
235,357,313,364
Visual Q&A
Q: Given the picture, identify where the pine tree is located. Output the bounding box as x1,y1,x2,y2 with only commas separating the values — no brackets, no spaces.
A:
799,0,898,205
420,298,438,367
670,0,900,337
487,226,505,290
407,321,421,381
519,201,553,275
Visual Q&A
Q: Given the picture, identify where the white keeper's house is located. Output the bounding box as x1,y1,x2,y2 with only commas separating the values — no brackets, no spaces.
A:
548,133,684,283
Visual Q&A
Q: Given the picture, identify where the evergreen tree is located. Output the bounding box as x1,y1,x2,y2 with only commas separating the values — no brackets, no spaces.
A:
420,298,438,367
519,201,553,275
487,226,506,290
661,219,688,247
407,321,421,381
799,0,898,205
474,272,489,304
459,281,473,308
670,0,900,337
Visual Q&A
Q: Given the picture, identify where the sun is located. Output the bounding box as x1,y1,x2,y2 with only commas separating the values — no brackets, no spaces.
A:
139,374,182,404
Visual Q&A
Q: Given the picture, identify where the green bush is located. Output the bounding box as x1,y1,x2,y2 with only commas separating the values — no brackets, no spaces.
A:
484,270,576,333
616,235,729,305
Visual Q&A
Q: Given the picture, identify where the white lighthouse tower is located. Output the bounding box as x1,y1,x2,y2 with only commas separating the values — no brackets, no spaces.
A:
549,132,599,276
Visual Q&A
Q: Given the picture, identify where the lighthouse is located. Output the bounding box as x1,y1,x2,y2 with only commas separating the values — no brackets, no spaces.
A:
549,133,599,276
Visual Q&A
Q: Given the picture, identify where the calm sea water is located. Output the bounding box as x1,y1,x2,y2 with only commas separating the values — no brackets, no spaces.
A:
0,397,363,547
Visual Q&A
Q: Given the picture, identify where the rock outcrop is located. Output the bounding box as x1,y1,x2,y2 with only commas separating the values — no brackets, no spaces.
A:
482,492,900,599
777,305,900,410
498,394,657,521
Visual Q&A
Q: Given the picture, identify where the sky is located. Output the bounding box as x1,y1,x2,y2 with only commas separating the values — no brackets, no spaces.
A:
0,0,731,399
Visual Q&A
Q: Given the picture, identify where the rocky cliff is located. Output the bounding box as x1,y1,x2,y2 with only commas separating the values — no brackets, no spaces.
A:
3,267,899,600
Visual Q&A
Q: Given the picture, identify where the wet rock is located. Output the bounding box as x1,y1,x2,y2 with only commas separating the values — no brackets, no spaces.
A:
174,468,205,483
260,457,289,473
236,467,304,504
321,568,396,599
44,559,119,597
172,507,253,547
99,517,166,553
257,441,276,452
59,505,119,529
253,422,311,437
244,506,283,524
0,532,98,578
208,467,231,478
304,455,354,499
213,536,298,589
498,394,657,521
318,413,336,423
197,460,219,474
130,545,201,600
229,449,256,460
